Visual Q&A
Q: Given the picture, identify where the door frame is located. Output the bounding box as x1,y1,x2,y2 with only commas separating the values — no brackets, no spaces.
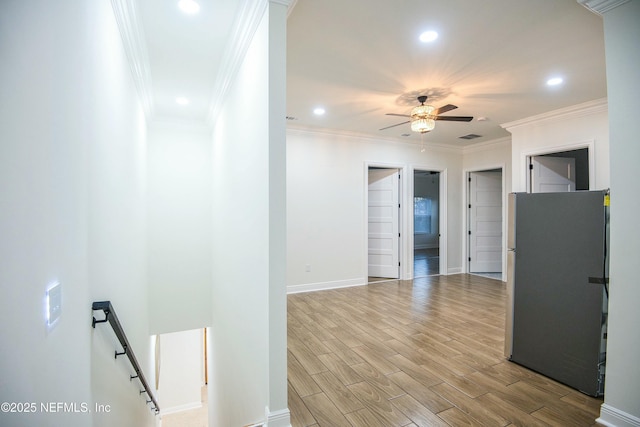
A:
464,165,506,281
520,141,594,193
364,162,405,282
530,155,577,193
367,167,401,279
364,162,449,282
409,165,447,278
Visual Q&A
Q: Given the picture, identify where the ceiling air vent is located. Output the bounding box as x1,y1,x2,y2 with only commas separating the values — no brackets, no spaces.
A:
286,116,298,121
459,133,482,140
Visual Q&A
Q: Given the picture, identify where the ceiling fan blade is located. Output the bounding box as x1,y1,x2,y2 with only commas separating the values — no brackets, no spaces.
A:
379,121,410,131
434,115,474,122
385,113,411,118
433,104,458,115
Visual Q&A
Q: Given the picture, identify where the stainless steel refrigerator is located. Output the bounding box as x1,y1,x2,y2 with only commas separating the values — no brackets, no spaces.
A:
505,190,609,397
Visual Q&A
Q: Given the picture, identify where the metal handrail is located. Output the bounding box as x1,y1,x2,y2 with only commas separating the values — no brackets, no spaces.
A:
92,301,159,414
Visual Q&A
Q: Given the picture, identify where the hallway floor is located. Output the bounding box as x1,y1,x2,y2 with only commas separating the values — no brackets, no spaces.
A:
288,274,604,426
413,247,439,277
369,248,440,284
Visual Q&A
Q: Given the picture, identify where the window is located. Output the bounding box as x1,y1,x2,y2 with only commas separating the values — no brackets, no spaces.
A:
414,197,432,234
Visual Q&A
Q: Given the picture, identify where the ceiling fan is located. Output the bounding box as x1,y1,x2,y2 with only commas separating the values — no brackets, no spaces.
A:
380,95,473,133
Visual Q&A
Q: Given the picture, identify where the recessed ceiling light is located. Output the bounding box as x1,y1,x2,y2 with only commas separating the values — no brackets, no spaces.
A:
419,31,439,43
178,0,200,14
547,77,564,86
176,97,189,105
313,107,326,116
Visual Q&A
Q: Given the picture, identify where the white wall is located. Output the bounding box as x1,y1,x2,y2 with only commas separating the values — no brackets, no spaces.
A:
462,138,512,180
504,99,609,192
286,129,465,292
208,3,288,425
597,1,640,425
0,1,155,426
147,121,212,335
156,329,204,415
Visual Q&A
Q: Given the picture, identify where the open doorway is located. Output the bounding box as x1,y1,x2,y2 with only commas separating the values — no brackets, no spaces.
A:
154,328,208,425
413,170,440,278
528,148,589,193
467,169,503,280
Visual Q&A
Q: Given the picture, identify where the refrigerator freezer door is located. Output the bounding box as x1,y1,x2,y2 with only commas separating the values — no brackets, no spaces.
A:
510,191,606,396
504,192,517,357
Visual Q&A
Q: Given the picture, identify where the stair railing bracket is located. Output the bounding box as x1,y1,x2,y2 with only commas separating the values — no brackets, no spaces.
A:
91,301,160,414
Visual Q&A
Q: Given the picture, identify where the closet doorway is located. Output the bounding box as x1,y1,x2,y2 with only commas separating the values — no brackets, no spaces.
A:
413,170,440,278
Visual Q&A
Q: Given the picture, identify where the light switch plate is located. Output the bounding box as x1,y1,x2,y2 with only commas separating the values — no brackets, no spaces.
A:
47,282,62,326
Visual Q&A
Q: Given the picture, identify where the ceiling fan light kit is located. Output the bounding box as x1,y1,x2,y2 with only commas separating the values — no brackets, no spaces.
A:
410,99,436,133
380,95,473,134
411,117,436,133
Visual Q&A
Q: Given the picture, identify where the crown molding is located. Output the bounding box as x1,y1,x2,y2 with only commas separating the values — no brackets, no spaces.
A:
577,0,631,15
462,136,511,154
207,0,296,127
501,98,608,131
286,126,464,154
270,0,293,7
109,0,154,120
207,0,268,127
286,0,298,18
271,0,297,17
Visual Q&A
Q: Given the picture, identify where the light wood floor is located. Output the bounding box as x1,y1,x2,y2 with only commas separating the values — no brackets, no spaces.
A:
288,274,604,427
414,248,439,278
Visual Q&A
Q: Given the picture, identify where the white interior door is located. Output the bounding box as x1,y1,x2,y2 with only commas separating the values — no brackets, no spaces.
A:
368,168,399,279
531,156,576,193
469,170,502,273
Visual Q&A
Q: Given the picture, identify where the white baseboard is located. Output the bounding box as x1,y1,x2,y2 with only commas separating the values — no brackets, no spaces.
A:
447,267,463,274
266,406,291,427
597,404,640,427
160,401,202,416
287,278,365,294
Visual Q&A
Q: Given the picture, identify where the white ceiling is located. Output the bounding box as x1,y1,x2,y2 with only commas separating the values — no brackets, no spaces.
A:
137,0,607,146
136,0,242,122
